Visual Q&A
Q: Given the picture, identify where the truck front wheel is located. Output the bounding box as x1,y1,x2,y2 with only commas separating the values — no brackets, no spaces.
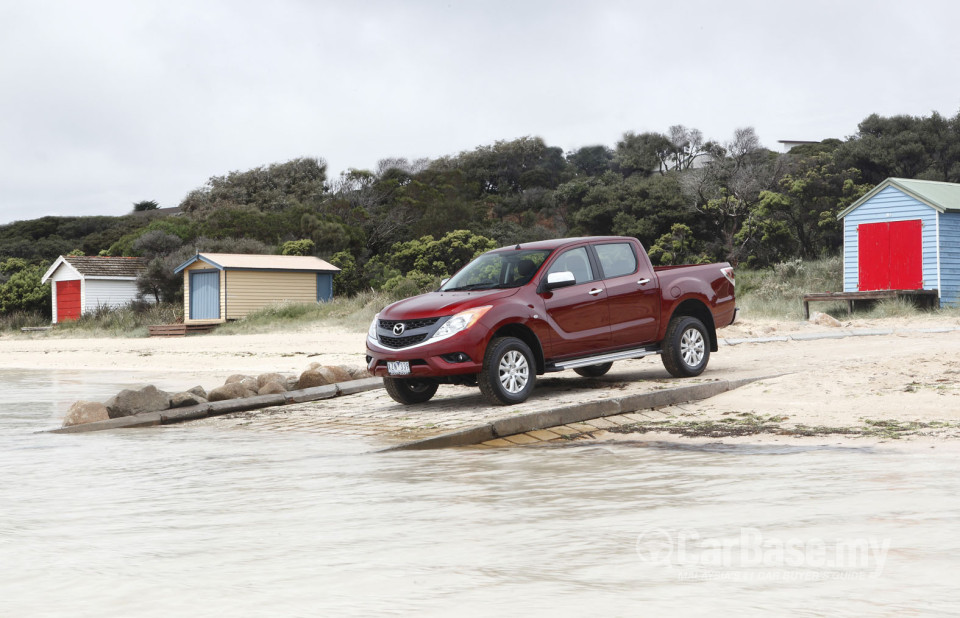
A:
384,377,439,405
661,316,710,377
478,337,536,405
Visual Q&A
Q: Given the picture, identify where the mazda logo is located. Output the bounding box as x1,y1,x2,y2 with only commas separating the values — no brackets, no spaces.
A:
393,323,406,336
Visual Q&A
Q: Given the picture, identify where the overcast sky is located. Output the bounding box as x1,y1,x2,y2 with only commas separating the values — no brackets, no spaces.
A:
2,0,959,225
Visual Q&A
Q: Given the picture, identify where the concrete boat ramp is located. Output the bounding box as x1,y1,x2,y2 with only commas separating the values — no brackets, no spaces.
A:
49,362,771,450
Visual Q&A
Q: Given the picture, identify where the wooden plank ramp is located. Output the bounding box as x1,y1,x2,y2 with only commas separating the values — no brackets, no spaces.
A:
148,323,219,337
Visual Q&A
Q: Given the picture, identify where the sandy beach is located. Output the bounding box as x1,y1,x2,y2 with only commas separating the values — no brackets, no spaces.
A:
4,314,960,444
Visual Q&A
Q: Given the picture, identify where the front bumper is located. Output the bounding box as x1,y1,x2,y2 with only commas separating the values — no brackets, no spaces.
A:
366,335,485,378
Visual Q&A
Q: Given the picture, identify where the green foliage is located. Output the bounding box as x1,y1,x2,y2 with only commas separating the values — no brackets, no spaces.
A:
180,157,328,213
382,270,439,298
648,224,710,265
388,230,497,279
280,239,316,256
835,112,960,184
0,262,50,314
133,200,159,211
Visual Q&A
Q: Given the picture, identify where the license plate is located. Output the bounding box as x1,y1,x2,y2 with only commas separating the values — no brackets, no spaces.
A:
387,361,411,375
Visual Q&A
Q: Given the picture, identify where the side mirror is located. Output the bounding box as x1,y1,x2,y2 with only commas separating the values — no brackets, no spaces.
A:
544,271,576,291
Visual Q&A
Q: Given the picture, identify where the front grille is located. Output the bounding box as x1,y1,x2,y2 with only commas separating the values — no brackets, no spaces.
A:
378,333,428,349
379,317,440,330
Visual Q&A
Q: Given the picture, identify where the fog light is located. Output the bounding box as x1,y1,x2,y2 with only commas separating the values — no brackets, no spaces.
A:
441,352,472,363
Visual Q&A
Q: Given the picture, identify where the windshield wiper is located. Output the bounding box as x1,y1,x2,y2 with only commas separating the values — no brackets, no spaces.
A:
443,283,501,292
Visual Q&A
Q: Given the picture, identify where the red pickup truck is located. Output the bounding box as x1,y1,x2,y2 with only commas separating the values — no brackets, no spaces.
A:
366,236,736,406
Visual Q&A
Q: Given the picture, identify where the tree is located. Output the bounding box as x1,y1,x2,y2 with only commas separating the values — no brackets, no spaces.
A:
734,152,870,266
133,200,159,212
179,157,328,213
682,127,782,263
648,224,710,265
0,263,50,314
280,239,316,256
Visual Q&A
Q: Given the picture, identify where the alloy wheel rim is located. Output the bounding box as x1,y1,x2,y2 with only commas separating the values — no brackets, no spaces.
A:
498,350,529,393
680,328,705,367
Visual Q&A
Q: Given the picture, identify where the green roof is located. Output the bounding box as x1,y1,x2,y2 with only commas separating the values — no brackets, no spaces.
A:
838,177,960,219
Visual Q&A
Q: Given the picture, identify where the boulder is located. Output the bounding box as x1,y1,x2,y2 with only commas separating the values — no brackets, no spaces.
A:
346,366,372,380
105,385,172,418
187,385,208,399
239,377,259,393
63,400,110,427
297,367,330,389
170,391,209,408
810,311,842,328
257,373,288,390
258,381,287,395
323,365,353,383
297,365,353,389
225,374,254,385
207,382,251,402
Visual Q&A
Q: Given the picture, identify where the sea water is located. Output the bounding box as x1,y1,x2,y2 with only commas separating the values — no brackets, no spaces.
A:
2,369,959,616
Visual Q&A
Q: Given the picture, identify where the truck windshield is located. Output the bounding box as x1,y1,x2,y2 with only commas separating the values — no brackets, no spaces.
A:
441,249,551,291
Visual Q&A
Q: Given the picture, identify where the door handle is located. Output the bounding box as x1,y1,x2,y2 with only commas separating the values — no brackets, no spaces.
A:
588,288,602,296
638,278,650,285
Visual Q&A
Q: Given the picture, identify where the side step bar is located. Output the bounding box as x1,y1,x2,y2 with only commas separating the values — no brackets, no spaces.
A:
548,346,660,372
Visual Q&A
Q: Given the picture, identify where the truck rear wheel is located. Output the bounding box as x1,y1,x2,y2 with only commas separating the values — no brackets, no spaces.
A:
384,377,439,405
478,336,536,405
573,362,613,378
661,316,710,377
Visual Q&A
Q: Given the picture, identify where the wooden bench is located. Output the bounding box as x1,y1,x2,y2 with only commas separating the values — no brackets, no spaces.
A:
147,323,219,337
802,290,939,319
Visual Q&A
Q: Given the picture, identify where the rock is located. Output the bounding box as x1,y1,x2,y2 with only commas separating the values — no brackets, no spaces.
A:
810,311,842,327
297,368,331,389
258,381,287,395
346,365,372,380
105,385,172,418
170,392,208,408
324,365,353,383
63,400,110,427
187,385,208,399
225,374,253,385
257,373,288,390
207,382,251,402
297,365,353,389
239,377,259,393
285,376,300,391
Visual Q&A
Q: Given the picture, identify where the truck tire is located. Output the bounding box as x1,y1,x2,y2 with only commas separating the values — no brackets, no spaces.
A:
384,377,439,405
478,337,536,405
573,362,613,378
661,316,710,378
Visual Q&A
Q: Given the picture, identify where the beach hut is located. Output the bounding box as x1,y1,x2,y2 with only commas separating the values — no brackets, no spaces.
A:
837,178,960,307
40,256,149,323
173,253,341,324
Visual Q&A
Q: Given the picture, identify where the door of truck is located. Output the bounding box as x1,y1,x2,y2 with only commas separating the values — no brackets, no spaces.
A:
590,240,660,346
539,245,612,358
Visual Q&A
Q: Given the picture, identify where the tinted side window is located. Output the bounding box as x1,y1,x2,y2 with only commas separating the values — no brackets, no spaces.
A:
547,247,594,284
595,243,638,278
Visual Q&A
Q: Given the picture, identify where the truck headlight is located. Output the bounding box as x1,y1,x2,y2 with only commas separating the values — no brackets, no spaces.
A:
431,306,492,342
368,313,379,341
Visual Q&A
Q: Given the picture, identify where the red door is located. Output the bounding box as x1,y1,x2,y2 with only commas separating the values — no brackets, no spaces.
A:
57,280,81,321
858,220,923,291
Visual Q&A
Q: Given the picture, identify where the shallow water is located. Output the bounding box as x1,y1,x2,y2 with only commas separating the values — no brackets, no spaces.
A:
2,369,960,616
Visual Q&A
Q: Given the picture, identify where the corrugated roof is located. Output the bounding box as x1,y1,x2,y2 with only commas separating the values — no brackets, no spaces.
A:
838,177,960,218
63,256,148,278
174,253,340,274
